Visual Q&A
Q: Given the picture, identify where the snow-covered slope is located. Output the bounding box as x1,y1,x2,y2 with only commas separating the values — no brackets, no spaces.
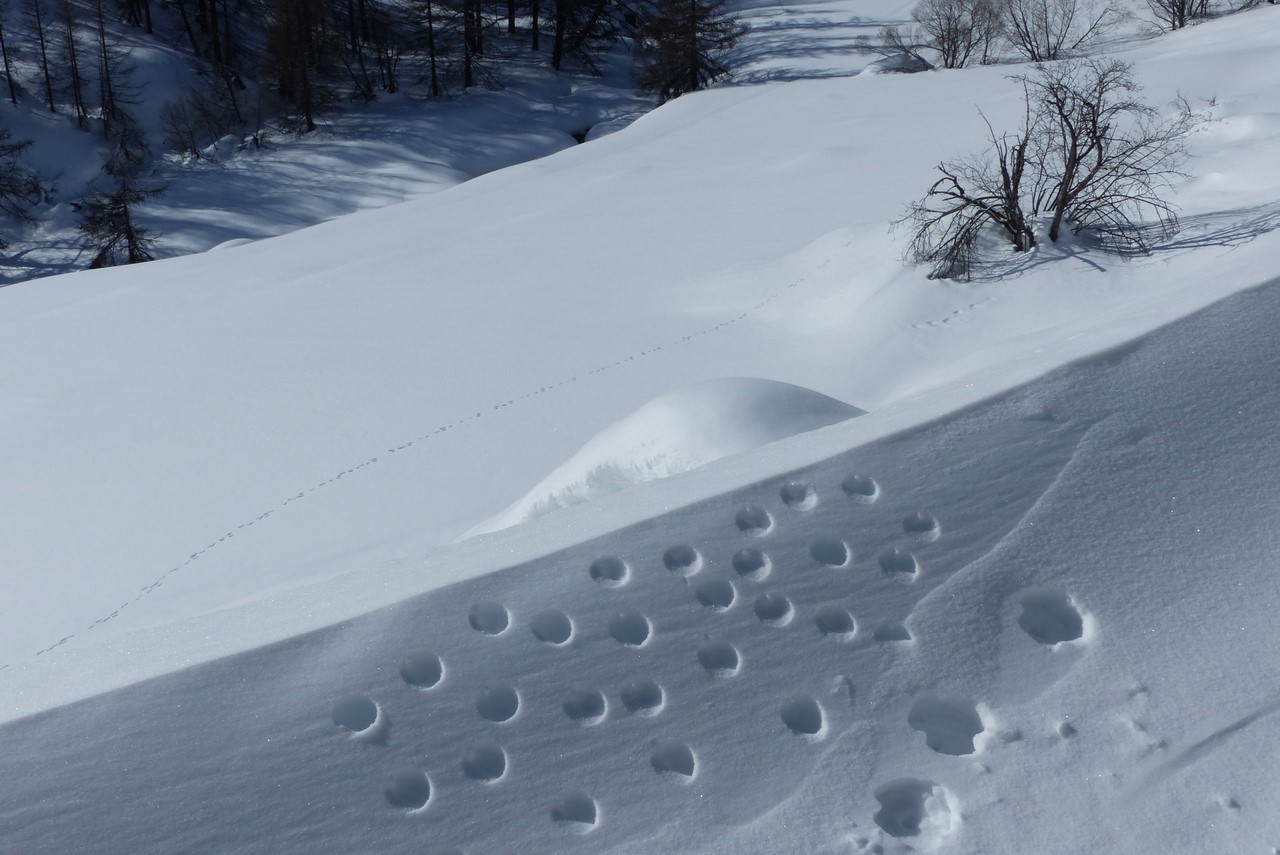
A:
2,2,1280,852
4,273,1279,854
467,377,864,536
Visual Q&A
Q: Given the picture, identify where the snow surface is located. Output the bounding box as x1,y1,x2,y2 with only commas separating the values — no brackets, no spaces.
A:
3,2,1280,853
467,377,864,536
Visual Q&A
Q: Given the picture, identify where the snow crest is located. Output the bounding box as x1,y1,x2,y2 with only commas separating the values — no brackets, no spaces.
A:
467,378,863,537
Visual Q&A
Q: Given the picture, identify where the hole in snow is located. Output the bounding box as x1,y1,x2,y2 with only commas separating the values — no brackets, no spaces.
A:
621,679,665,715
476,686,520,723
903,512,940,541
781,695,826,738
879,547,918,577
908,697,984,756
650,741,697,779
1017,589,1084,644
564,688,608,725
697,639,741,677
735,505,773,535
814,605,857,639
873,778,958,840
460,743,507,782
531,609,574,645
332,696,379,732
589,556,629,587
842,474,879,503
469,602,510,635
608,610,652,646
810,537,850,567
694,577,736,611
399,652,444,689
384,770,431,810
780,481,817,509
550,792,598,831
732,548,771,581
754,592,794,626
663,545,702,576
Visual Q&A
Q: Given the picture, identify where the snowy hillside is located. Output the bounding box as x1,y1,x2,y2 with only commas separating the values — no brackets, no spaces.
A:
3,0,1280,852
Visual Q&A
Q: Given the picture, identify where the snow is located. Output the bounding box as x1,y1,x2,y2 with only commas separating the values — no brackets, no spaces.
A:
3,1,1280,853
467,377,864,536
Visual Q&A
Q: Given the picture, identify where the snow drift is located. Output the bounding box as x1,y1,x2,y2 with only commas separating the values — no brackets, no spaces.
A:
468,378,864,536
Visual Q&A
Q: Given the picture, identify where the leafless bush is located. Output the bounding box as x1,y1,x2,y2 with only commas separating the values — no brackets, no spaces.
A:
880,0,1002,69
1001,0,1120,61
901,59,1193,279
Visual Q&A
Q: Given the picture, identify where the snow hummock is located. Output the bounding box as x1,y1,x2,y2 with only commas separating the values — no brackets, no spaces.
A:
467,377,863,536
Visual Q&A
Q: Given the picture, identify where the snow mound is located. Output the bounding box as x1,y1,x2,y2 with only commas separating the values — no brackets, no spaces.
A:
467,378,864,536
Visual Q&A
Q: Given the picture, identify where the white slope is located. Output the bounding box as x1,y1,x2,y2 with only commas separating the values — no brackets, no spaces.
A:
1,3,1280,853
3,5,1278,681
467,377,864,536
3,274,1278,855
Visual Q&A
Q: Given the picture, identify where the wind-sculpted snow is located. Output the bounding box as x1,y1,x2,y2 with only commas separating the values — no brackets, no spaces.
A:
0,387,1087,853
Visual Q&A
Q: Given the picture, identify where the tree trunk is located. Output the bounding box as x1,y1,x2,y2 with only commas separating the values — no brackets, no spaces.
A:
31,0,58,111
0,18,18,106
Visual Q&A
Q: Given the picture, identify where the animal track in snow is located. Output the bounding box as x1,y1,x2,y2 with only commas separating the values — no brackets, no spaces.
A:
620,679,665,716
650,741,697,780
663,545,703,576
550,792,598,832
814,605,857,639
781,695,827,739
1017,589,1085,644
735,505,773,536
461,743,507,782
384,770,432,810
780,481,817,510
754,592,795,626
732,548,771,581
878,547,918,577
531,609,574,645
908,697,985,756
809,537,850,568
400,652,445,689
697,639,741,677
902,512,940,542
589,556,630,587
608,610,652,646
841,474,880,503
332,695,379,733
476,686,521,723
873,779,958,840
694,578,736,611
469,602,510,636
564,688,608,725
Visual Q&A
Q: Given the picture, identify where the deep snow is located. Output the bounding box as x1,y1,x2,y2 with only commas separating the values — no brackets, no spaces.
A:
2,2,1280,853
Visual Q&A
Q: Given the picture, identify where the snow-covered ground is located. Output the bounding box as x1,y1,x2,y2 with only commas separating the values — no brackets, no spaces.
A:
3,1,1280,852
